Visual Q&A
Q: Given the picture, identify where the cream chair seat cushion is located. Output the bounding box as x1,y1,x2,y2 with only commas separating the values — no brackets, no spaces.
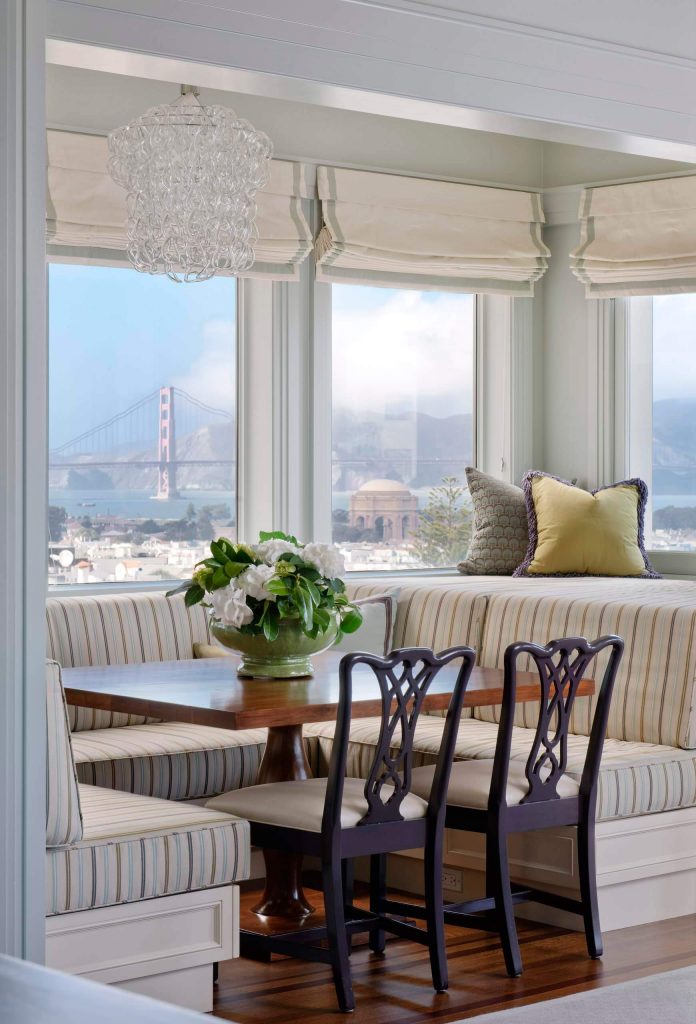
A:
410,759,579,809
207,776,428,832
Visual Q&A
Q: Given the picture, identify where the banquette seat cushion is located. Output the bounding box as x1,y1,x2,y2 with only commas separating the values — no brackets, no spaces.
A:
46,660,251,917
409,758,580,808
305,716,696,822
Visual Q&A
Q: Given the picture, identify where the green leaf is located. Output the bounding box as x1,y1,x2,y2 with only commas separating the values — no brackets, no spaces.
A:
262,603,280,641
209,540,228,562
223,560,249,578
294,581,312,631
211,568,229,589
166,579,194,598
303,577,321,606
340,608,363,634
266,577,290,595
314,606,331,632
258,530,299,545
184,584,205,607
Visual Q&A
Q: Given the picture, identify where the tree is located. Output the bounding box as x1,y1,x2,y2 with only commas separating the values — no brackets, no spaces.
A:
412,476,471,567
48,505,67,542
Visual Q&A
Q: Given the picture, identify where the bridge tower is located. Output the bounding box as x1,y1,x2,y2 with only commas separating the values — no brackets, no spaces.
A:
156,387,179,499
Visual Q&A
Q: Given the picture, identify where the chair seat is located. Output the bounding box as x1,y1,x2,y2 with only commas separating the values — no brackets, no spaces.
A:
46,784,251,916
411,759,580,809
207,776,428,832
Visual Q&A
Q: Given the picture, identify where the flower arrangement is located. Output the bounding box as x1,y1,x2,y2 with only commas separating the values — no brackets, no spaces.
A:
169,531,363,643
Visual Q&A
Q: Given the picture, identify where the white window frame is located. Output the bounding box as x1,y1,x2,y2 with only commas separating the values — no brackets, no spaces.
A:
616,295,696,578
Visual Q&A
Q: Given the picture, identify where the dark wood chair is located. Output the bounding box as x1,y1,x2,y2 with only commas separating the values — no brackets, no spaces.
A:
209,646,476,1012
389,634,624,978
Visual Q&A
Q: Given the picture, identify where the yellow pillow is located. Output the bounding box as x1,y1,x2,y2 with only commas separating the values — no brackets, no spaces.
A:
514,473,659,578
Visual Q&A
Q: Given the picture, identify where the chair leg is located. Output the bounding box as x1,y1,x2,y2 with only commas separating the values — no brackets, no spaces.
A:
578,818,603,959
342,858,355,953
322,857,355,1013
369,853,387,955
424,830,448,993
487,826,522,978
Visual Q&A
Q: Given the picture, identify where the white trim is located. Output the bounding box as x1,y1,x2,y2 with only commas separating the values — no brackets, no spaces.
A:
311,279,333,544
0,0,47,963
585,298,616,490
46,885,237,1013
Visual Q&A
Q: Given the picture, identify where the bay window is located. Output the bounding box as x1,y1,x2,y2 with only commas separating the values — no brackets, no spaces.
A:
48,264,237,585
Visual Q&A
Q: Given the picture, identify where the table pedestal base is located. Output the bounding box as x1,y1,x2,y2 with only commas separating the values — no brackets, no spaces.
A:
251,723,316,920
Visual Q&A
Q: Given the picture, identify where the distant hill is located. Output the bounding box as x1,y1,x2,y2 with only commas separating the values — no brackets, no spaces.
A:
654,398,696,494
332,409,473,491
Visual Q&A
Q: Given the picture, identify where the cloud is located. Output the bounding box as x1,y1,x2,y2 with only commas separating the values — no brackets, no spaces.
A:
171,319,236,412
654,294,696,401
332,289,474,417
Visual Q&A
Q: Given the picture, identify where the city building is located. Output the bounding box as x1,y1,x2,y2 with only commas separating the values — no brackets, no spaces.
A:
348,478,419,541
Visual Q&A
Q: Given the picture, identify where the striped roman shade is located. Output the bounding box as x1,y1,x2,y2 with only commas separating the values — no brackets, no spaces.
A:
315,166,549,294
46,129,313,279
571,175,696,296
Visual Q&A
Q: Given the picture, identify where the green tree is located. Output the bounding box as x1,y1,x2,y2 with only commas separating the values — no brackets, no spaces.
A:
412,476,472,567
48,505,67,542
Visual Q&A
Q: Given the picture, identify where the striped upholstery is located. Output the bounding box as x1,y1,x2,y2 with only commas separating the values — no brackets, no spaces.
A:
46,593,211,730
72,722,267,801
347,581,489,719
305,716,696,823
474,581,696,749
47,784,250,916
46,661,83,847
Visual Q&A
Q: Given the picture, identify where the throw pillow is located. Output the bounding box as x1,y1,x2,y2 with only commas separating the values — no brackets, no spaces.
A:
457,466,529,576
193,590,400,660
513,471,660,578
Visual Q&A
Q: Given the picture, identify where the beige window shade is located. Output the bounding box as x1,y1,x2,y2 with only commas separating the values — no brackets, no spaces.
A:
571,175,696,297
315,165,549,294
46,129,313,279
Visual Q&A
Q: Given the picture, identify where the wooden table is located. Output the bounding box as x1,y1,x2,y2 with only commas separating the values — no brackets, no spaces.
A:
63,653,594,922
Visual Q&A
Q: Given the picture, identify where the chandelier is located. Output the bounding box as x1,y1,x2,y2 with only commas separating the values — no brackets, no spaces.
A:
108,86,273,283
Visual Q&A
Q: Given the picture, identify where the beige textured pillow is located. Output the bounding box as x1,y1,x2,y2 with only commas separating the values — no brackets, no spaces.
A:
458,467,529,576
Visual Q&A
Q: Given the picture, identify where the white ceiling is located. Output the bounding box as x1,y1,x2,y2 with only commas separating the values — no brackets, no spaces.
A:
46,63,695,191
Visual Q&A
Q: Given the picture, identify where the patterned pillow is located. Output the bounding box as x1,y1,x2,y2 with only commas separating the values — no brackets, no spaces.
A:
457,467,529,576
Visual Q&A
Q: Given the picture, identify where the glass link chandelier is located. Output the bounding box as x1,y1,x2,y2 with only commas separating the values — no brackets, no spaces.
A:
108,86,273,283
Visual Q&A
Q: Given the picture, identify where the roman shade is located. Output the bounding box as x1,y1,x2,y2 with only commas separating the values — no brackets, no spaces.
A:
571,175,696,296
46,129,313,279
315,165,549,294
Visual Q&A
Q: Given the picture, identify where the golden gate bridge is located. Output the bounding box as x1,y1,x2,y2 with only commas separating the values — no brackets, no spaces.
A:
49,386,234,500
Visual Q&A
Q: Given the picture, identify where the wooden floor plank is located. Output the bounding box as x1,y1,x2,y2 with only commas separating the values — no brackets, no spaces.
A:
214,891,696,1023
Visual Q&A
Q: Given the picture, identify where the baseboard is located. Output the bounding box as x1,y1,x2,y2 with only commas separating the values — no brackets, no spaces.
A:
379,806,696,932
46,885,238,1012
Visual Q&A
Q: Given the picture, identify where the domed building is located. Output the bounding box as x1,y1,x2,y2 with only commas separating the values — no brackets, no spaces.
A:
348,478,419,542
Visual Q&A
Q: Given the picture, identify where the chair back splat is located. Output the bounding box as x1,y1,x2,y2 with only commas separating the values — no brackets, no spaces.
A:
324,647,476,833
494,635,624,810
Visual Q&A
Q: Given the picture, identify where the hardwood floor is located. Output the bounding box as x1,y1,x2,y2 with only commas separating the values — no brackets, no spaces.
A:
214,887,696,1023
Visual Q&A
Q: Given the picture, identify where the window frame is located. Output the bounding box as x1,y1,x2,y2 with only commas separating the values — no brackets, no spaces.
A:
617,294,696,578
45,258,242,594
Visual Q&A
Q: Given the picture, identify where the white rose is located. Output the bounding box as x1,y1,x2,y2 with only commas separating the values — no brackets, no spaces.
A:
210,584,254,628
237,563,278,602
301,542,345,580
255,538,300,563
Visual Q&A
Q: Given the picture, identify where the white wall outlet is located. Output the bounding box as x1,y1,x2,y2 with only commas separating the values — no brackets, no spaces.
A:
442,868,462,892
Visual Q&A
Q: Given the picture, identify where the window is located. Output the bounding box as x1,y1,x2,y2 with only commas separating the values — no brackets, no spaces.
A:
331,285,476,571
48,264,236,585
627,293,696,555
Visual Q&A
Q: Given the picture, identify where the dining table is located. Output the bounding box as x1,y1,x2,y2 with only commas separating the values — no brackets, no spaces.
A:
62,651,595,925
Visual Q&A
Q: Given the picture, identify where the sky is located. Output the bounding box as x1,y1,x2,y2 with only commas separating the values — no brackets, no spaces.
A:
653,294,696,403
49,267,476,449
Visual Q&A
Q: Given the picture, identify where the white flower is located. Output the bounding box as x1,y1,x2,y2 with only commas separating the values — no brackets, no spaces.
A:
210,583,254,629
301,541,345,580
237,563,278,602
255,538,301,563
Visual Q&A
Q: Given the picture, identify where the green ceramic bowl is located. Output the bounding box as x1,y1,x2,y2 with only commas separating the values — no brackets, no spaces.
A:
210,615,339,678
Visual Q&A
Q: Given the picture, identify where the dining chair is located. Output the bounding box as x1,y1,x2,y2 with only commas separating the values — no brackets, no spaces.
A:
207,645,476,1012
395,634,624,978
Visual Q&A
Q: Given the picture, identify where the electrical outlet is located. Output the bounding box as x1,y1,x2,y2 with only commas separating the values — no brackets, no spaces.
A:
441,868,462,892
